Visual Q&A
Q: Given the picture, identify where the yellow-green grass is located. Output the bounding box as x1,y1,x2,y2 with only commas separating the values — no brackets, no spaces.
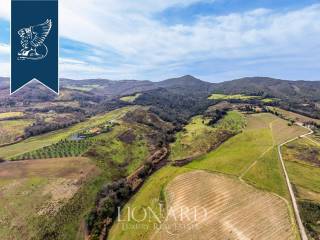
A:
120,93,141,102
66,84,100,91
0,157,98,240
216,110,246,132
108,166,192,240
91,123,150,175
169,111,245,161
187,113,275,176
285,161,320,193
187,113,307,198
0,107,135,159
261,98,280,103
282,138,320,240
0,112,24,119
169,115,216,161
0,119,33,145
242,146,288,198
187,125,273,175
208,93,259,100
282,138,320,195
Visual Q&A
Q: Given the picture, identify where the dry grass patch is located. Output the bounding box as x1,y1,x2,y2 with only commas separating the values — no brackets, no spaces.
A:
0,157,99,239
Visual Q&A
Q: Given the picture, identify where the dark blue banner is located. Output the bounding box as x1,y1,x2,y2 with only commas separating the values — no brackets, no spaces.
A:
11,0,59,94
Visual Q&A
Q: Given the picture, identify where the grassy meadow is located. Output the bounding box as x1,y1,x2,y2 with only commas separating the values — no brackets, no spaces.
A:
120,93,141,102
89,123,150,175
169,111,245,161
0,119,33,145
0,157,99,240
283,138,320,194
282,137,320,237
208,93,259,100
0,112,24,119
187,113,307,198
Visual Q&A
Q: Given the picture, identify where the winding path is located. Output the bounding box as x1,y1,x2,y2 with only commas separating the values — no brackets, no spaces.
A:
277,125,313,240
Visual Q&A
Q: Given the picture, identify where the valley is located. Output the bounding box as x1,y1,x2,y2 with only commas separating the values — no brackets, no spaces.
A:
0,76,320,239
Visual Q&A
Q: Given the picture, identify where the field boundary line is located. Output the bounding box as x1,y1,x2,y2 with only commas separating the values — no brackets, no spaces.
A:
239,120,277,180
239,145,273,180
277,125,312,240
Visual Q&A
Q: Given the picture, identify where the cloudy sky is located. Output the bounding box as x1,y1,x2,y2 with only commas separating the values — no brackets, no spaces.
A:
0,0,320,81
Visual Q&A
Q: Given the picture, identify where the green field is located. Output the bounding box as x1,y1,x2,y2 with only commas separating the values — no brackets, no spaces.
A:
283,138,320,194
66,84,100,91
282,137,320,237
242,146,288,197
216,110,246,132
120,93,141,102
187,113,306,198
0,112,24,119
0,119,33,146
208,93,260,100
169,111,246,161
0,157,99,240
89,123,150,175
261,98,280,103
0,107,135,159
11,139,96,160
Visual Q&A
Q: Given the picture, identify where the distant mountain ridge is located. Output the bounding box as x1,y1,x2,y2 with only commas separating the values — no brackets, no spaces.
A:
1,75,320,103
212,77,320,102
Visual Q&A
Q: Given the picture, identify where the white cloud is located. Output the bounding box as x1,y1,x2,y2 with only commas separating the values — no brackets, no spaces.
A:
1,0,320,80
0,0,10,20
57,2,320,79
0,43,9,54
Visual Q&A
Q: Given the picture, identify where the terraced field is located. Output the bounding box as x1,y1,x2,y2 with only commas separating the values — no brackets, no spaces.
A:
152,171,296,240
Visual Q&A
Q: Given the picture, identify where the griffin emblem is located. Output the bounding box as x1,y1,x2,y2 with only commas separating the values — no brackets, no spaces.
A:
17,19,52,60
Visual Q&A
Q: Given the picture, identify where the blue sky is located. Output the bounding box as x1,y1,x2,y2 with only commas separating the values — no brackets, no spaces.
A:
1,0,320,81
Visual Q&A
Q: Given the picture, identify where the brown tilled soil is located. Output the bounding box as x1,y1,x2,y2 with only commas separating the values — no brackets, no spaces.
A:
0,157,97,179
152,171,295,240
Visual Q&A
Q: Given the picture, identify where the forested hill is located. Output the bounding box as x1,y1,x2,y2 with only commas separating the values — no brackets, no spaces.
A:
211,77,320,102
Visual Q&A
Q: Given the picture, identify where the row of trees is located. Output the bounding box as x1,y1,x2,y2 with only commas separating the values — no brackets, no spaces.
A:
86,179,132,240
12,139,94,160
